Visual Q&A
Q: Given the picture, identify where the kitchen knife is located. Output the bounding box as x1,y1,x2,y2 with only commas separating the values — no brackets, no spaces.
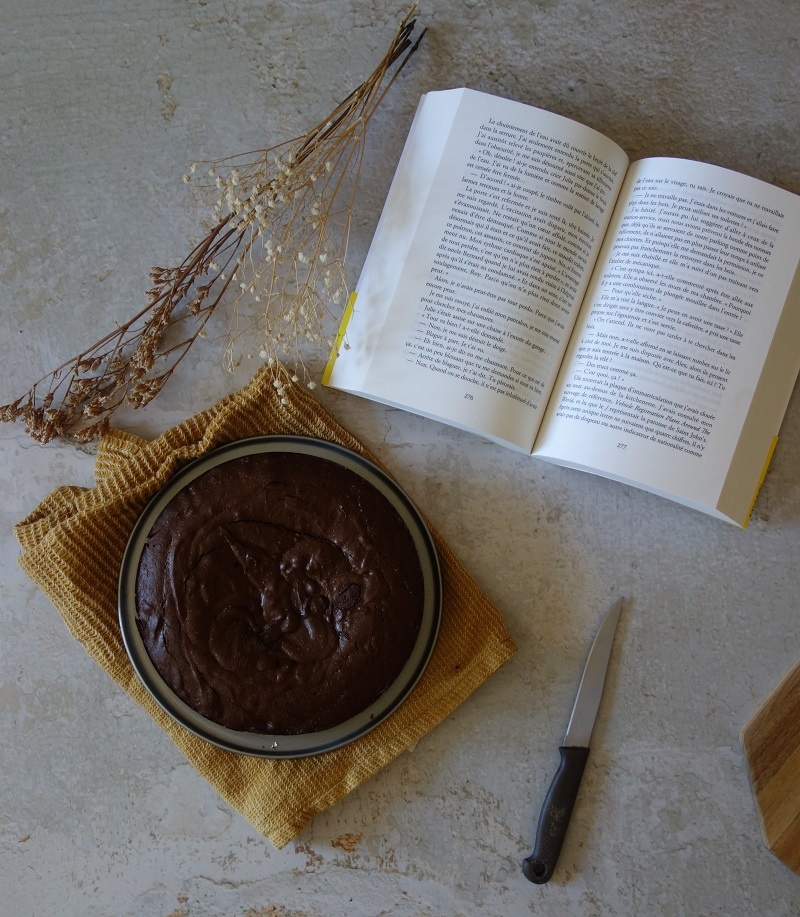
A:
523,596,625,884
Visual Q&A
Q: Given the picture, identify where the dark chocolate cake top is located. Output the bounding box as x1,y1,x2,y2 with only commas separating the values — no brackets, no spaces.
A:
135,450,425,734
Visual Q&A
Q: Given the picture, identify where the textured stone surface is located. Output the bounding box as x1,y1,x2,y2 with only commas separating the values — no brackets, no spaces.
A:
3,1,800,914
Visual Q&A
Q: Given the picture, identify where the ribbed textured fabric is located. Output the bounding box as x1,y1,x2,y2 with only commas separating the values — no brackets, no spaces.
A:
14,363,517,848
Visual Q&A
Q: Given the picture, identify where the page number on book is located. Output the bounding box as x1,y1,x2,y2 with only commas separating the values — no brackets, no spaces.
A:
617,442,627,450
464,393,474,401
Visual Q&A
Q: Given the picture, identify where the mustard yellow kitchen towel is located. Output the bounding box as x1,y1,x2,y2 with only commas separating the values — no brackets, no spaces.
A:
14,363,517,848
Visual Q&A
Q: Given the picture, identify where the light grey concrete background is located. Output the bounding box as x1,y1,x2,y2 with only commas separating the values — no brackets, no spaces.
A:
2,1,800,914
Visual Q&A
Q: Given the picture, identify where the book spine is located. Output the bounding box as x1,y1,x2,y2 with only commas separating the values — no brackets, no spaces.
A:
323,292,358,385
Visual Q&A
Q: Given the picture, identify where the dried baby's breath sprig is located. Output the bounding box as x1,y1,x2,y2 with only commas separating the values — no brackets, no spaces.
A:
1,6,424,444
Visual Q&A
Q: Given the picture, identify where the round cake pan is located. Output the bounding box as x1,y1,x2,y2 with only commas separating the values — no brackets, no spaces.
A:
118,434,442,758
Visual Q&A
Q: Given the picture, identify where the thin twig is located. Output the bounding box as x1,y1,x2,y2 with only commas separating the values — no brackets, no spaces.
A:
1,5,424,444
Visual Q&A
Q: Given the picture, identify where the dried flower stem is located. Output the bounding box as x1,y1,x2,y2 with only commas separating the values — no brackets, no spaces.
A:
1,6,424,444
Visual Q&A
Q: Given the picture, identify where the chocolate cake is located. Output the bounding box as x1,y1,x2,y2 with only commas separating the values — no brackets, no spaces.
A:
134,449,425,735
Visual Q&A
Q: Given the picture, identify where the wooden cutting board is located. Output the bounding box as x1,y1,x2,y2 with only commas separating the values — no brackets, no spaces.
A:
741,656,800,874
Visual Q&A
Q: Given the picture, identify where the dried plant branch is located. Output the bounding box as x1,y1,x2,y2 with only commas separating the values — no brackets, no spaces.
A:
1,5,424,444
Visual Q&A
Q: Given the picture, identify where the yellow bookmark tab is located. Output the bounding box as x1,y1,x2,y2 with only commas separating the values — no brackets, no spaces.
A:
744,435,779,528
322,291,357,385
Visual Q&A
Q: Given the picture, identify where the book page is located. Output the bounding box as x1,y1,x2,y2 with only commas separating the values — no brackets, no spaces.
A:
534,158,800,522
326,88,629,451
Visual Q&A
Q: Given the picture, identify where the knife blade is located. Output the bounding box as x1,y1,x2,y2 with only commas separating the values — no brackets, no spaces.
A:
522,596,625,884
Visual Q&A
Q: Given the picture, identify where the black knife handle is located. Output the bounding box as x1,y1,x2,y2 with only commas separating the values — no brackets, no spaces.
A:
523,745,590,884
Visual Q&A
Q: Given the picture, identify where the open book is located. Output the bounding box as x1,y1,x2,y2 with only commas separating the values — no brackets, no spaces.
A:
324,88,800,526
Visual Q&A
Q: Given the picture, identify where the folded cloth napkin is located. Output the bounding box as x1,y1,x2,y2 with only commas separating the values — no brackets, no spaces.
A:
14,363,517,848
